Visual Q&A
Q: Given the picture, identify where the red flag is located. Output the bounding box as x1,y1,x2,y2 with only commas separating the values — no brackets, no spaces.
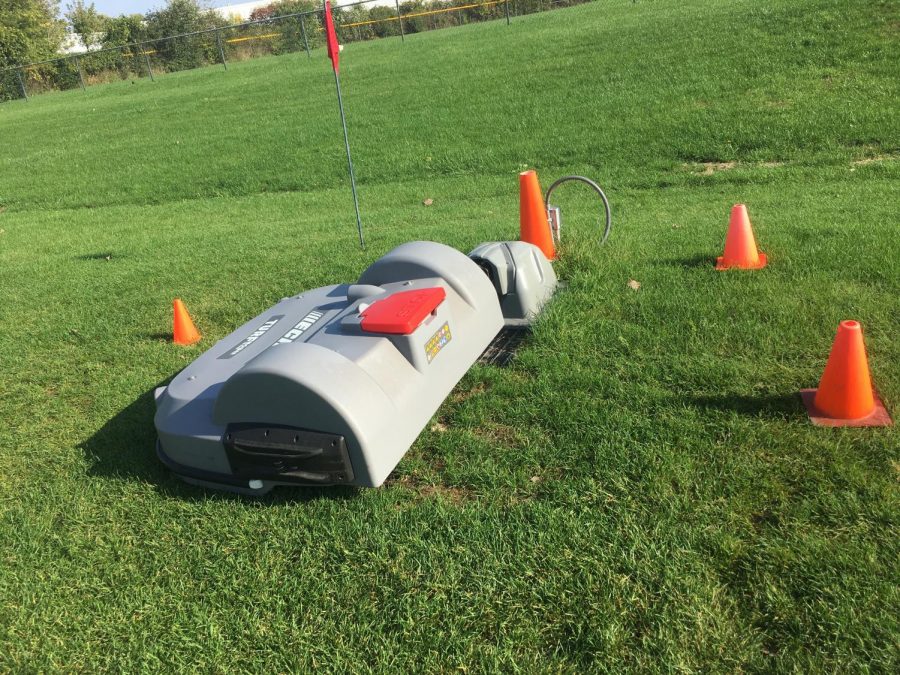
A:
324,1,340,73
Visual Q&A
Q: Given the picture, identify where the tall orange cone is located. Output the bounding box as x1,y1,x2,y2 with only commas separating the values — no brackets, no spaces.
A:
173,298,201,346
800,320,892,426
715,204,767,270
519,170,555,261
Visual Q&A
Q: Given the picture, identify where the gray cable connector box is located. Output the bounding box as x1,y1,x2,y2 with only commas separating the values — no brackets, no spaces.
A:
469,241,558,326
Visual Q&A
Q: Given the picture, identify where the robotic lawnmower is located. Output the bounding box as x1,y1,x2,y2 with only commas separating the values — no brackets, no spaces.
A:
154,240,557,494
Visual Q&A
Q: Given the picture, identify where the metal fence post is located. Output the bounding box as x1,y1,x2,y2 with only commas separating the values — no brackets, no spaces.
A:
505,0,511,25
16,69,27,100
142,44,154,81
396,0,404,42
74,56,86,91
216,29,227,70
300,16,311,58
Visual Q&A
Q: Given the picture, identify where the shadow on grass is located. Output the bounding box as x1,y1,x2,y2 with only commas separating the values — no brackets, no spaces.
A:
80,384,359,504
685,393,802,420
75,252,122,261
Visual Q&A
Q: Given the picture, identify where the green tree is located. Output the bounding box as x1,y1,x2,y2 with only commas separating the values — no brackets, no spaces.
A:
258,0,320,18
101,14,146,47
65,1,107,51
84,14,145,80
145,0,205,40
368,6,400,39
144,0,226,71
0,0,65,68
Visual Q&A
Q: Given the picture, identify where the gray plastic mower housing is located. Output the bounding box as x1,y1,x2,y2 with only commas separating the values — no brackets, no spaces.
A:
154,240,556,494
469,241,557,326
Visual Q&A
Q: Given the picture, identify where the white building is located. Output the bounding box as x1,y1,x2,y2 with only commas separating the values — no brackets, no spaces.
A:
213,0,397,22
212,1,277,21
59,30,104,55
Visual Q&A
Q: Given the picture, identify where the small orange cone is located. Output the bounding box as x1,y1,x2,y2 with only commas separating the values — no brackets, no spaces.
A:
173,298,201,346
800,320,892,426
519,170,555,261
715,204,768,270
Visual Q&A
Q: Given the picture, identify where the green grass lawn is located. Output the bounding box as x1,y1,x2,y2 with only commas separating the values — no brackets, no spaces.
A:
1,0,898,669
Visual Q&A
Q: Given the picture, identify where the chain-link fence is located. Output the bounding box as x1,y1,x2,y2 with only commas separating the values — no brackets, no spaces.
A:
0,0,591,103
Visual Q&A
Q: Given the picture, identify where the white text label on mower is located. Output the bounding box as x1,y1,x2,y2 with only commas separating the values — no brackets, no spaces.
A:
219,316,284,359
273,310,325,346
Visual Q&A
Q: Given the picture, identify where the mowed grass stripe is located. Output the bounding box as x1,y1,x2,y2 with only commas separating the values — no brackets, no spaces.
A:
1,0,897,212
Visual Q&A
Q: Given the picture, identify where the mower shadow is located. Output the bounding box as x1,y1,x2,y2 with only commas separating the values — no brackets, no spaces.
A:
80,385,360,504
685,392,802,420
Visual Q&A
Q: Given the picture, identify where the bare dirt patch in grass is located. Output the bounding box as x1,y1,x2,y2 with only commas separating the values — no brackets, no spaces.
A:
449,381,489,404
681,161,784,175
389,470,477,504
695,161,736,175
851,155,897,166
471,422,522,447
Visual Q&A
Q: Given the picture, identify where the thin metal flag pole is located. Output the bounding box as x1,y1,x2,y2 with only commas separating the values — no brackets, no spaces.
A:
324,1,364,249
333,67,363,248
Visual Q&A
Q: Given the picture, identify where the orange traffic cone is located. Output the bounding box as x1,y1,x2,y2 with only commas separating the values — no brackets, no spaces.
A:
173,298,201,346
519,170,555,261
715,204,768,270
800,320,892,426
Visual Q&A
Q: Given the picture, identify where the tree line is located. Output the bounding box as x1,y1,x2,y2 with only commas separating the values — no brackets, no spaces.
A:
1,0,586,99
